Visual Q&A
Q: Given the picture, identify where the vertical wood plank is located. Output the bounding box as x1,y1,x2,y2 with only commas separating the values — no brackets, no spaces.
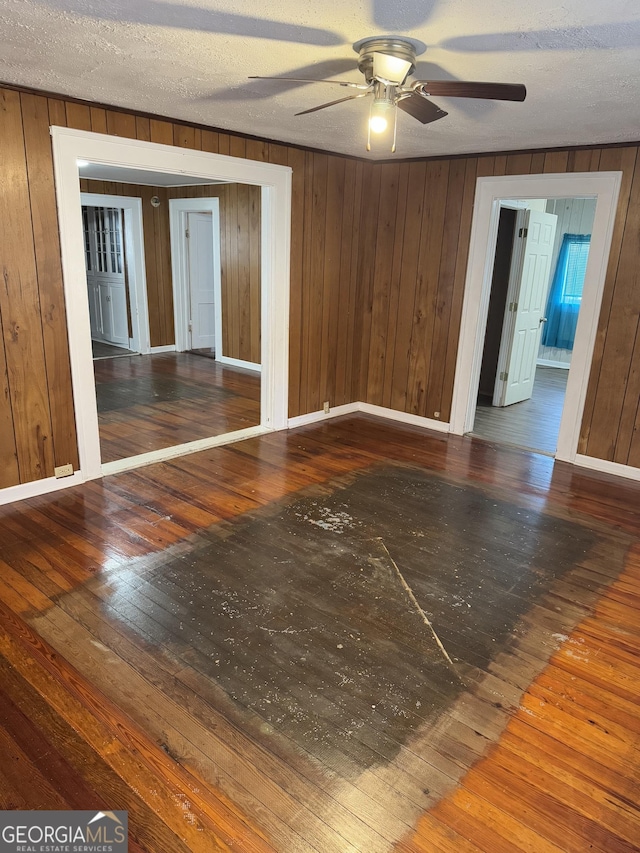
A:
406,160,449,416
46,99,66,127
229,137,246,160
201,130,219,153
106,111,137,139
64,102,91,131
320,156,345,407
135,116,151,142
334,157,358,407
0,90,54,482
353,162,381,403
0,328,19,487
90,107,108,134
267,143,288,166
543,150,570,173
20,93,79,471
505,153,532,175
381,162,410,407
149,119,174,146
306,154,328,412
344,160,364,405
246,139,269,162
530,152,546,173
287,147,305,417
173,124,196,149
365,163,400,405
426,157,467,418
299,152,315,414
389,161,427,412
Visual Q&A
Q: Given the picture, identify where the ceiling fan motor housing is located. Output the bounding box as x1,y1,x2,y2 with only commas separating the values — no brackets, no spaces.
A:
356,37,417,84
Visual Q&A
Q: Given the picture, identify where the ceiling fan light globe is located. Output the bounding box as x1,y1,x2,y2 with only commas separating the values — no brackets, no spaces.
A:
369,115,388,133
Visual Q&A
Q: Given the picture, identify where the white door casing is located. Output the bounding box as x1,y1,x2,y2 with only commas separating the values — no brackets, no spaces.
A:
187,212,216,350
450,171,622,463
493,209,558,406
52,128,291,481
170,198,222,356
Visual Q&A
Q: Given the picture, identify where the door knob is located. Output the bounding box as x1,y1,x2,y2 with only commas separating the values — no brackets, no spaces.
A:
539,316,547,324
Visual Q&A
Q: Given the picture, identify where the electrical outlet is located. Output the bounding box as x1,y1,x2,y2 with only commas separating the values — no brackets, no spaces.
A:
54,463,74,478
323,401,330,414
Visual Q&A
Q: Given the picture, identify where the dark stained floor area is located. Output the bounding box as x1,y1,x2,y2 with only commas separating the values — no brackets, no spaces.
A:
0,416,638,852
473,366,569,455
93,352,261,463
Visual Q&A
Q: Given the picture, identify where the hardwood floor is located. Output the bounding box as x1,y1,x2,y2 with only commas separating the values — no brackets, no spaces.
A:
93,352,261,462
0,415,638,852
472,366,569,455
92,340,138,359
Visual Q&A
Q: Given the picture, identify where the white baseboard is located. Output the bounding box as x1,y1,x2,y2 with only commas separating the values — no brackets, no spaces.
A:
288,401,449,433
216,355,261,373
358,402,450,432
536,358,571,369
288,403,359,428
102,424,271,475
150,345,176,353
574,454,640,482
0,470,86,506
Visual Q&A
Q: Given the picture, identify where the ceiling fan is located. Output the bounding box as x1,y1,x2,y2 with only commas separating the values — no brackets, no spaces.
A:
250,36,526,153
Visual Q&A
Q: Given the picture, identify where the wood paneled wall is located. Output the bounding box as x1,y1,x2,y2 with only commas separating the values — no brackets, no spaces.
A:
80,180,261,361
1,81,640,492
355,148,640,467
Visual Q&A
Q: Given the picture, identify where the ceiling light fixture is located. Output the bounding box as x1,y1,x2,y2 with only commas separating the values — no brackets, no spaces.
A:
367,86,397,152
251,36,526,155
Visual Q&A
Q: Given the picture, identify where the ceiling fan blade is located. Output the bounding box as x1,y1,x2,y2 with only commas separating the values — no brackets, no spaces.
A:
412,80,526,101
295,92,371,116
249,76,368,90
397,94,448,125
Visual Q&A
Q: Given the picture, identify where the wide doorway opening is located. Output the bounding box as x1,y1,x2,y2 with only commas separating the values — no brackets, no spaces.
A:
52,129,291,481
450,171,621,463
472,197,596,455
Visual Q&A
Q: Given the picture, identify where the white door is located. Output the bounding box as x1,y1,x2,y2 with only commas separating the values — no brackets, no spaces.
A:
186,212,216,350
83,205,129,348
494,209,558,406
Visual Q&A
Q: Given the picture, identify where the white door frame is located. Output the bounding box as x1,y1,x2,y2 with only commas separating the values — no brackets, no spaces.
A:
51,127,291,481
450,171,622,462
81,192,151,354
169,198,222,356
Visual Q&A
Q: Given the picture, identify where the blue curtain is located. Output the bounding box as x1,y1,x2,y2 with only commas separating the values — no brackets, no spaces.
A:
542,233,590,351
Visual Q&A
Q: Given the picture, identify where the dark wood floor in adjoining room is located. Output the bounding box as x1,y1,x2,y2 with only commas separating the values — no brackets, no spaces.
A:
93,352,261,462
0,415,638,852
473,366,569,455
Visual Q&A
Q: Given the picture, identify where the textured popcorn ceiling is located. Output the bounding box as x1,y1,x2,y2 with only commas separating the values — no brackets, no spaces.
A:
1,0,639,159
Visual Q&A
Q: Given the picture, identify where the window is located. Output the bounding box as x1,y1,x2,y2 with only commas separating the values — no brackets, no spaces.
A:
542,233,590,351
